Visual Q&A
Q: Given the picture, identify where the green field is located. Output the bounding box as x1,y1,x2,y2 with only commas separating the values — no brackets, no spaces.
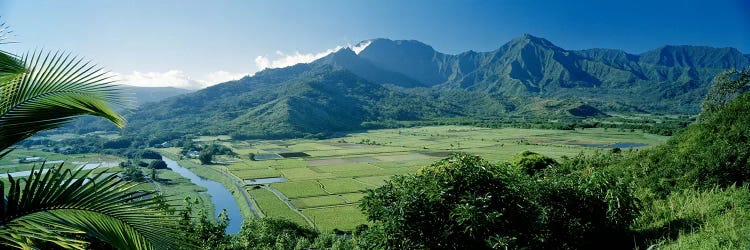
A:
221,126,669,231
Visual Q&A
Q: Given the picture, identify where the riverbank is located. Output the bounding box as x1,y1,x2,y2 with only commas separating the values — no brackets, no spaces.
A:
157,151,259,230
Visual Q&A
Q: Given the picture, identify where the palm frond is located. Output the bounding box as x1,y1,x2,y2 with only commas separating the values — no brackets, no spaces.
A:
0,51,24,86
0,21,14,44
0,50,128,153
0,164,195,249
0,21,24,85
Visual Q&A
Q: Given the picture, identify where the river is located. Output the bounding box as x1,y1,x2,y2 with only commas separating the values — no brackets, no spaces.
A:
162,157,243,234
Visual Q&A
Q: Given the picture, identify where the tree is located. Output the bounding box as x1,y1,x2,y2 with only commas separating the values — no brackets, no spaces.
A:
359,153,541,249
360,153,640,249
509,150,558,175
179,198,228,249
198,149,213,164
140,149,162,159
148,159,168,169
0,22,192,249
0,165,188,249
700,67,750,119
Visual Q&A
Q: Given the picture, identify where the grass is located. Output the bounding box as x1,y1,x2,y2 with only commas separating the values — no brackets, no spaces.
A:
232,168,281,180
0,150,123,172
217,125,670,232
311,163,382,173
271,180,329,198
248,188,309,226
318,178,370,194
340,193,366,203
353,176,391,187
149,168,214,214
280,167,334,180
291,195,348,209
302,205,368,232
634,185,750,249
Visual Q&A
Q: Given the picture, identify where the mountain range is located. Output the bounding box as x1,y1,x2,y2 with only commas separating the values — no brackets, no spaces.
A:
121,34,749,140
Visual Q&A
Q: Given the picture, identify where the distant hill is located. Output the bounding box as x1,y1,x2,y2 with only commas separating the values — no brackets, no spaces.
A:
51,85,193,134
119,35,747,140
120,85,193,106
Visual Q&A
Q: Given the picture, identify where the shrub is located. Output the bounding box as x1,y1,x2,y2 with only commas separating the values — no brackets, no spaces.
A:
509,150,559,175
139,149,162,159
360,153,541,249
631,92,750,196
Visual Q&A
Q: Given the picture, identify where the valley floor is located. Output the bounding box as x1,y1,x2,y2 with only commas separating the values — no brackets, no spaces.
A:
200,126,668,231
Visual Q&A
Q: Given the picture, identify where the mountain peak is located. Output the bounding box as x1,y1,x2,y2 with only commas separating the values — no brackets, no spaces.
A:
363,38,435,52
507,33,560,49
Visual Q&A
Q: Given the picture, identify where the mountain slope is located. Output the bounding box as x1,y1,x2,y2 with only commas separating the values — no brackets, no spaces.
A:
123,65,473,139
348,35,748,113
120,85,193,106
119,35,746,140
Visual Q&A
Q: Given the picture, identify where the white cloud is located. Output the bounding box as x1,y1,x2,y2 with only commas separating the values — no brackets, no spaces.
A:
115,40,373,89
351,40,372,55
204,70,249,85
253,45,346,71
116,70,248,89
253,41,374,71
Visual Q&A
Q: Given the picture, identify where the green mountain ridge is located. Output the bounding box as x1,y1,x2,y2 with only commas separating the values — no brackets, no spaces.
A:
121,35,747,139
124,66,468,139
353,35,748,112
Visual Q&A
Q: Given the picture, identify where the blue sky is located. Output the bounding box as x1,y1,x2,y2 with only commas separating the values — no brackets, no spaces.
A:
1,0,747,89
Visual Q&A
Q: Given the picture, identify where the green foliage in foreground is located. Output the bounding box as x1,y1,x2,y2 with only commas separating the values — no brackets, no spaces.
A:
0,21,195,249
180,216,356,250
626,91,750,197
635,185,750,249
0,49,126,157
0,165,189,249
358,153,638,249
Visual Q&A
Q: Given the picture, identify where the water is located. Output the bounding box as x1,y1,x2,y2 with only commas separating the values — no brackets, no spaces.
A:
610,143,648,148
3,162,118,178
162,157,243,234
244,177,287,185
578,142,648,148
252,153,283,161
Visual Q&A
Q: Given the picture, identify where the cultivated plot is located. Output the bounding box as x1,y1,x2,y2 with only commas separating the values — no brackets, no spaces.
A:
223,125,669,231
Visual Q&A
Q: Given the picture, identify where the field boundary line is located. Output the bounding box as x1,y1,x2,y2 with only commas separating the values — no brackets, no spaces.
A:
261,185,317,229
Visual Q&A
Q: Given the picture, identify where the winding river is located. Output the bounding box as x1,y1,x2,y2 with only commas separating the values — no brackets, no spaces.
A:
162,157,243,234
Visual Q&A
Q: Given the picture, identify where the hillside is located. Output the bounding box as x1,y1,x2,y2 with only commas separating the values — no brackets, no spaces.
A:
352,35,749,112
123,65,468,139
121,85,193,106
121,35,747,140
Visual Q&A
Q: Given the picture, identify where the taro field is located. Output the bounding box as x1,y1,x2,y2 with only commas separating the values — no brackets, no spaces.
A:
225,126,669,231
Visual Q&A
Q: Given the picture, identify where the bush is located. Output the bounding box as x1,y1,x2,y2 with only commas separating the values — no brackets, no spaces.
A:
537,169,639,249
139,150,162,159
148,160,168,169
630,92,750,196
360,153,541,249
230,218,354,249
101,138,132,149
509,150,558,175
359,153,641,249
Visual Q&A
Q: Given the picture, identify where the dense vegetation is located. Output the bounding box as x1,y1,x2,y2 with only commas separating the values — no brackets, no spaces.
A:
156,68,749,249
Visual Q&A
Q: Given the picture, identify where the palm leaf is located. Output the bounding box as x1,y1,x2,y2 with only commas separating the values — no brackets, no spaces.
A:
0,22,24,85
0,21,14,44
0,164,195,249
0,50,129,154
